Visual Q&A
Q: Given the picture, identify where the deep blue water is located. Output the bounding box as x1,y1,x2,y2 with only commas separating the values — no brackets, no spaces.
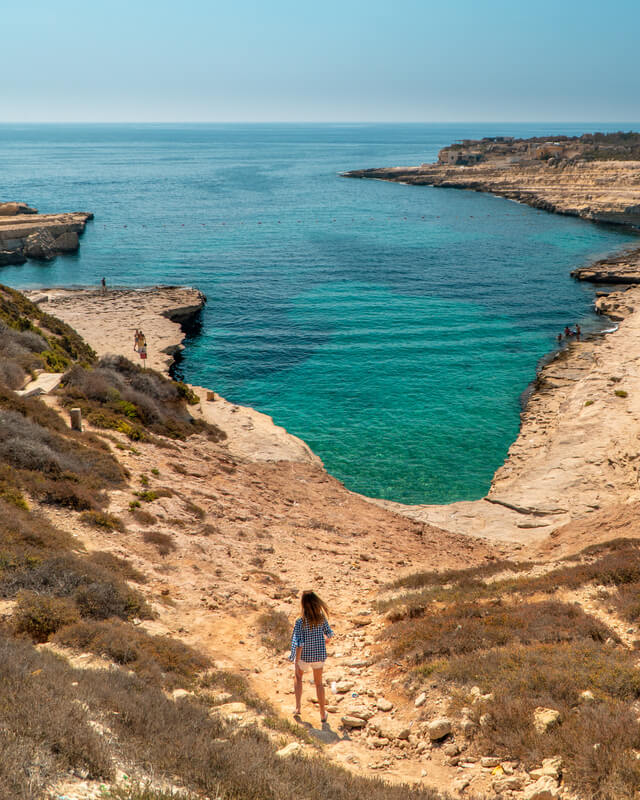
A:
1,123,637,503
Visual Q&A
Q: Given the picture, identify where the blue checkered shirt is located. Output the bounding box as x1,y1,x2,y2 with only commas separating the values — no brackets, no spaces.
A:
289,617,333,662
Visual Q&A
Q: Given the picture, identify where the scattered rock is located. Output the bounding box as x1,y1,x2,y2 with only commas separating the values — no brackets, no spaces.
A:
171,688,193,700
523,775,561,800
335,681,354,694
493,776,523,792
533,707,562,734
427,718,452,740
414,691,427,708
376,697,393,712
342,715,367,729
530,757,562,781
451,777,470,793
276,742,302,758
579,690,596,704
443,743,460,757
480,756,500,768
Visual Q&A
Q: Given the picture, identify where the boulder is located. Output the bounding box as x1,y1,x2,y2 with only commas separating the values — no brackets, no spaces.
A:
579,690,596,704
171,689,193,700
427,718,452,741
376,698,393,712
23,229,56,260
276,742,302,758
530,756,562,781
53,230,80,252
533,707,562,734
523,776,561,800
344,704,375,720
493,776,522,792
414,691,427,708
342,715,367,729
371,719,410,741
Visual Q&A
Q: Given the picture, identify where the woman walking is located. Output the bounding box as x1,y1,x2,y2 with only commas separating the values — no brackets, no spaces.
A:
289,591,333,723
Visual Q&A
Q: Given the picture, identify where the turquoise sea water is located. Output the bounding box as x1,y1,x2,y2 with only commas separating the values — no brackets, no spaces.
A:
1,123,638,503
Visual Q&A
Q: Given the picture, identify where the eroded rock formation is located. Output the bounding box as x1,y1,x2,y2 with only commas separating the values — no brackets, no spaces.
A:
0,203,92,265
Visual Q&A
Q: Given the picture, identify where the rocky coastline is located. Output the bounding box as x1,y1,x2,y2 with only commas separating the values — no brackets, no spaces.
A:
25,286,206,374
343,134,640,228
0,201,93,265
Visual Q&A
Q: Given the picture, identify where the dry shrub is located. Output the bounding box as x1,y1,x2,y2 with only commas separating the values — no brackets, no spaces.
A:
383,600,615,661
59,356,226,443
13,590,79,642
131,508,157,526
86,551,146,584
611,581,640,622
440,642,640,798
257,609,291,653
80,510,126,532
142,530,176,556
390,559,528,590
55,619,209,688
0,497,73,562
0,634,113,793
440,641,640,704
1,553,152,622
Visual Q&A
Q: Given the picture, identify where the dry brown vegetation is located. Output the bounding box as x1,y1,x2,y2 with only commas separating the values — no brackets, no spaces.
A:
58,354,226,443
257,608,291,652
382,542,640,799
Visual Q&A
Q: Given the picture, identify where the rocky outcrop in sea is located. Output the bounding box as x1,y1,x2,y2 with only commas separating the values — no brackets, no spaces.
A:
0,201,93,265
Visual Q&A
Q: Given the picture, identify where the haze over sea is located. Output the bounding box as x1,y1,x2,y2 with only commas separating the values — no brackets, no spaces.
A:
1,123,638,503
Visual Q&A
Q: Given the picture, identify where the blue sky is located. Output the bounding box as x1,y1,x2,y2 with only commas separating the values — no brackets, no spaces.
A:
2,0,638,122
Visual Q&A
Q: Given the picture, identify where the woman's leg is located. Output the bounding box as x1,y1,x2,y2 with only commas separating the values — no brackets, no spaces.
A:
312,667,326,721
294,663,303,714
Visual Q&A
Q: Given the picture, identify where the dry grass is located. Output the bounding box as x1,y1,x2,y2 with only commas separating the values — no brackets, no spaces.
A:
384,600,616,662
142,530,177,555
257,609,291,653
1,552,153,624
55,618,209,689
381,539,640,799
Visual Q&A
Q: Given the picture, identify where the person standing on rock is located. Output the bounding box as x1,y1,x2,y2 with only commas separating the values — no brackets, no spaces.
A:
289,591,333,724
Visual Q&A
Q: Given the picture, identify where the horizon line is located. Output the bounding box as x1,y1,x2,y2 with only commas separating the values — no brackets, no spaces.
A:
1,120,640,126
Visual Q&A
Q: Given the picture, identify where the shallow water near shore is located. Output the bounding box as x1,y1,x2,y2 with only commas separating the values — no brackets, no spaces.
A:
1,122,638,503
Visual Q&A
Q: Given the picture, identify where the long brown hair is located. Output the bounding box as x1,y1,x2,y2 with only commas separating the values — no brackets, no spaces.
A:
301,590,328,627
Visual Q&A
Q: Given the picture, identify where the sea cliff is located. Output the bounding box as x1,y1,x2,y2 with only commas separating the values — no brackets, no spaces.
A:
0,201,92,264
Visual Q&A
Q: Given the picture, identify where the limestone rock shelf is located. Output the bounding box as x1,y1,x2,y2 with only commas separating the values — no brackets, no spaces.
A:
343,161,640,227
0,201,93,265
25,286,206,374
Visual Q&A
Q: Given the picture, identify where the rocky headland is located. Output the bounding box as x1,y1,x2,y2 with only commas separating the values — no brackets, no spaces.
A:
0,200,93,265
343,133,640,228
